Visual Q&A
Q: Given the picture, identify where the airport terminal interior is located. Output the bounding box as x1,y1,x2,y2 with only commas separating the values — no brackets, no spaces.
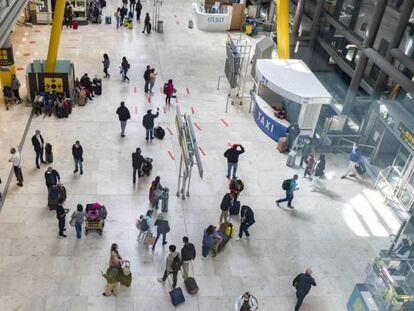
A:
1,0,414,310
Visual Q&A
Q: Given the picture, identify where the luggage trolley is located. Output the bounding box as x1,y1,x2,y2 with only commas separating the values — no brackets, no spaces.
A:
85,203,107,236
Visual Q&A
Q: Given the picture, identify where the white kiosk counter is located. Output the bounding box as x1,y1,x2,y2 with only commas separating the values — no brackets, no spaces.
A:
252,59,332,142
192,2,232,31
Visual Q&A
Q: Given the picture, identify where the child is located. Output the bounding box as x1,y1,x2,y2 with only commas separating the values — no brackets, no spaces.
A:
136,215,145,241
304,153,315,179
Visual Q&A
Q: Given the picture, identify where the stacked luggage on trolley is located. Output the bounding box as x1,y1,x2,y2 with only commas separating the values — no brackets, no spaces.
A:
85,202,107,236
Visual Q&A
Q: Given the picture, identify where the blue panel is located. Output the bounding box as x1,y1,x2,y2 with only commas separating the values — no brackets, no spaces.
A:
253,102,287,142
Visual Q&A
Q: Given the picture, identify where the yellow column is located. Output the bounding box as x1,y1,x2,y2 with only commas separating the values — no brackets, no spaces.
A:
45,0,66,73
276,0,290,59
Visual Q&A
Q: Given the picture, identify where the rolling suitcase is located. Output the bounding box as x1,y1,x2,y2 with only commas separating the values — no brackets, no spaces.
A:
229,201,240,215
93,79,102,95
72,21,78,29
217,230,230,252
154,126,165,139
105,16,111,24
48,186,59,210
78,90,87,106
277,137,287,153
286,149,297,167
169,287,185,306
184,277,199,295
57,184,67,202
45,143,53,164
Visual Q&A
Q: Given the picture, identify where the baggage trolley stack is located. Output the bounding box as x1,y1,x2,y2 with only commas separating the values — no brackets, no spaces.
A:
85,202,107,236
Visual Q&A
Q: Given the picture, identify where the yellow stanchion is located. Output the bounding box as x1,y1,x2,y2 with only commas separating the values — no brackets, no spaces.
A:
45,0,66,72
276,0,290,59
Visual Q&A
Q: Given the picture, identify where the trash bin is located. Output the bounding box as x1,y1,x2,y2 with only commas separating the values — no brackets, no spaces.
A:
157,20,163,33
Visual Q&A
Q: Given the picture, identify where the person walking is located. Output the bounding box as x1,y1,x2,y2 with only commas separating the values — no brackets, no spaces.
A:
70,204,86,239
55,199,69,237
224,144,245,179
142,209,154,243
132,148,145,184
142,13,151,34
102,243,124,296
341,143,361,179
114,8,121,28
235,205,255,241
235,292,259,311
130,0,136,12
9,147,23,187
149,68,157,95
102,54,110,78
11,75,23,103
65,3,73,28
164,79,175,105
44,166,60,194
158,244,180,288
31,129,46,169
121,57,130,82
181,236,196,279
143,65,151,93
142,108,159,141
311,154,326,192
116,101,131,137
72,140,83,175
220,192,234,224
149,176,167,209
152,213,170,251
299,139,312,168
276,174,299,209
303,152,315,179
292,268,316,311
135,0,142,21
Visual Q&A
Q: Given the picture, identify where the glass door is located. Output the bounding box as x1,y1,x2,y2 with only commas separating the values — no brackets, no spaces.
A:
393,146,414,212
386,145,411,189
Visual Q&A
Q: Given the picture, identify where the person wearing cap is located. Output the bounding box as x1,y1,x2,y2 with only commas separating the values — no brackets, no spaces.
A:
142,108,160,141
292,268,316,311
132,148,145,184
224,144,245,179
116,101,131,137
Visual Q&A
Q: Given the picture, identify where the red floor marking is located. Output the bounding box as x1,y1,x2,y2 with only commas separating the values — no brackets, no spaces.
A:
34,30,41,33
167,127,173,135
134,87,137,93
23,53,30,57
148,96,151,103
186,87,190,94
16,67,24,71
29,40,36,44
168,151,175,161
163,107,166,114
220,118,229,127
135,107,138,114
228,143,232,147
194,122,202,131
198,146,206,156
190,107,195,114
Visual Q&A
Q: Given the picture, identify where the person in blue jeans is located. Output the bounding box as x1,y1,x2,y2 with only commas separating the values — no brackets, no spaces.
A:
142,108,159,140
224,144,245,179
71,204,86,239
276,174,299,209
72,140,83,175
201,225,219,259
341,143,361,179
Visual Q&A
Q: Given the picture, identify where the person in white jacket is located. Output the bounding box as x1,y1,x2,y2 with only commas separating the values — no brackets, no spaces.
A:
235,292,258,311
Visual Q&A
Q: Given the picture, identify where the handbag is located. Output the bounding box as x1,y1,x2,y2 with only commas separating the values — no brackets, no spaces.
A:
146,235,156,245
121,260,131,276
69,212,76,227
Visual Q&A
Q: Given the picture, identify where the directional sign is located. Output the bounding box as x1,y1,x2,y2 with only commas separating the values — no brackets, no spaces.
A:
44,77,64,93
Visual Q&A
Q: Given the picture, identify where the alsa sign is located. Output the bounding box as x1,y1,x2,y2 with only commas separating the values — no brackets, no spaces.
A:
208,16,225,23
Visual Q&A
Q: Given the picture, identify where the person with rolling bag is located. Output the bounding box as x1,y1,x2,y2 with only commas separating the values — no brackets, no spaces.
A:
181,236,196,280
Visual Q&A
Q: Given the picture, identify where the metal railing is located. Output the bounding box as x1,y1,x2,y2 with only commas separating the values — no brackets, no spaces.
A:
335,137,375,160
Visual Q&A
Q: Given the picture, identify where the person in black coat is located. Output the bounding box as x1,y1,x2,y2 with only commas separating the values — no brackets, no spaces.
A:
292,268,316,311
56,199,69,237
31,129,46,169
286,122,300,151
116,101,131,137
132,148,145,184
142,108,159,140
236,205,255,240
45,166,60,193
135,0,142,21
143,65,151,93
142,13,150,34
152,213,170,251
121,57,130,82
220,192,234,224
224,144,245,179
72,141,83,175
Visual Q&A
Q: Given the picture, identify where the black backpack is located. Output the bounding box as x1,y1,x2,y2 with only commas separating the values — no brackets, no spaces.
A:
140,218,149,231
282,179,292,190
171,254,181,272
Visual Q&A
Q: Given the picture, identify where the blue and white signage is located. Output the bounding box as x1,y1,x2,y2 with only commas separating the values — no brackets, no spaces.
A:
253,100,287,142
208,16,225,24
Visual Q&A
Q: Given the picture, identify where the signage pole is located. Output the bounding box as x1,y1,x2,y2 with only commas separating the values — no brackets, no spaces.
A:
186,165,193,197
176,154,183,198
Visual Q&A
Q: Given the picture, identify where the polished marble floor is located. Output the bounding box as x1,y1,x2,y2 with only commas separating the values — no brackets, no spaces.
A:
0,1,402,310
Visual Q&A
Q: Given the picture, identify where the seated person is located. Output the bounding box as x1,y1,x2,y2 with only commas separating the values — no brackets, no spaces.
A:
275,108,286,120
393,239,411,259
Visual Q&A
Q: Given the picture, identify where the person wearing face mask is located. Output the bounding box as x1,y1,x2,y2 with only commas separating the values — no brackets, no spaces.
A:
235,292,258,311
341,143,361,179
